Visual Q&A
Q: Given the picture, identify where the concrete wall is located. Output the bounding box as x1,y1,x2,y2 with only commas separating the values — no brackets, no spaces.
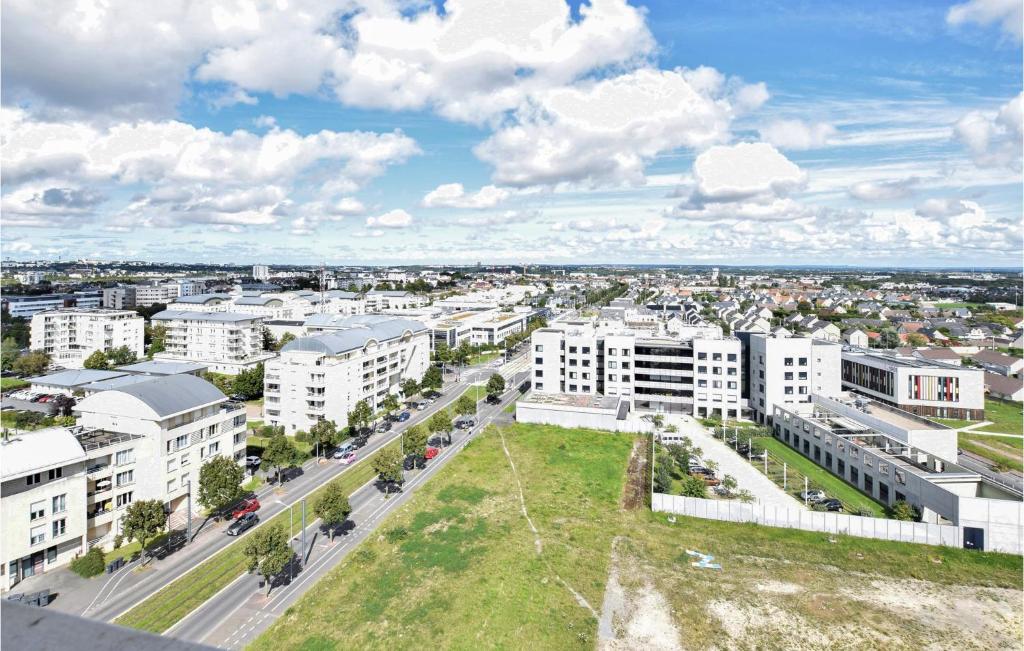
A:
653,493,1022,555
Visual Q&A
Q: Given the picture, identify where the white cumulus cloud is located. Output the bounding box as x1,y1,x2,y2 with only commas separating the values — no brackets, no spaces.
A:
366,208,413,229
947,0,1023,43
422,183,510,208
758,119,836,150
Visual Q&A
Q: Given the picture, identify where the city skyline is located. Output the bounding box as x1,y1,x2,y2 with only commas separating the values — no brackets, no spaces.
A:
2,0,1022,267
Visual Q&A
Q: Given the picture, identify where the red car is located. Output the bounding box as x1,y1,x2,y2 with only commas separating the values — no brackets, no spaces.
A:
231,497,260,519
424,447,440,460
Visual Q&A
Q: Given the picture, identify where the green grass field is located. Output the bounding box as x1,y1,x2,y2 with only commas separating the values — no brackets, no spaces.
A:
468,350,501,365
750,437,886,516
1,377,29,391
251,424,1021,650
958,432,1024,472
977,399,1023,435
116,439,400,634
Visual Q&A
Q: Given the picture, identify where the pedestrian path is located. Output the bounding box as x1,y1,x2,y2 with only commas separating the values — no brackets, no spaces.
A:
663,415,802,510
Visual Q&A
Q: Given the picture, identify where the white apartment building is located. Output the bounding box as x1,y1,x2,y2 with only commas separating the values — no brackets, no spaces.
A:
2,292,103,318
15,271,45,284
425,308,538,350
531,319,745,419
1,374,247,588
748,332,842,425
264,315,430,433
30,309,144,369
252,265,270,281
364,290,428,313
151,310,276,375
841,349,985,420
102,283,181,309
774,394,1022,553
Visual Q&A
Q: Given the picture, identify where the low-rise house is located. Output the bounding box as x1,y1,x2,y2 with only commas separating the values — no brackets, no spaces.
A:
985,373,1024,402
971,350,1024,377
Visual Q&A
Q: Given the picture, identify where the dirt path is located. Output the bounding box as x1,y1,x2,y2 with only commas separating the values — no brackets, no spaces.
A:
620,439,648,510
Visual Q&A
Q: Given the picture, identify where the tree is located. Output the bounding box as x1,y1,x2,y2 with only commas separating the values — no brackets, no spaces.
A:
433,342,451,363
309,419,338,458
107,345,137,366
83,350,110,370
421,365,443,392
244,525,292,595
486,373,506,399
276,332,296,351
347,400,373,434
372,446,404,496
261,432,302,484
452,340,472,366
680,475,708,498
380,393,400,420
1,337,20,371
147,324,167,358
12,350,50,376
877,328,900,349
653,456,673,493
454,393,476,419
233,363,265,400
889,500,918,521
313,482,352,541
121,499,166,563
905,333,927,347
261,326,276,351
403,425,429,465
198,455,245,515
428,409,453,446
400,378,419,399
720,474,738,496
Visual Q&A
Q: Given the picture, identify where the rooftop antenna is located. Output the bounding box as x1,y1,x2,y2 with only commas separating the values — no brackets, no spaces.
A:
318,261,327,314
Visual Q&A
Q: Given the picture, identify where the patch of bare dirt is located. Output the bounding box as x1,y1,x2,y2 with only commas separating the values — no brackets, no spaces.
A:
620,439,648,510
599,538,683,651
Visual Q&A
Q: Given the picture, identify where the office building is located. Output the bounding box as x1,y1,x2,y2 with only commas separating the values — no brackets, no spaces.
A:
151,310,275,375
30,309,144,369
1,374,247,588
531,317,745,419
2,292,103,319
841,349,985,420
364,290,427,313
747,332,842,425
264,315,430,433
773,394,1022,553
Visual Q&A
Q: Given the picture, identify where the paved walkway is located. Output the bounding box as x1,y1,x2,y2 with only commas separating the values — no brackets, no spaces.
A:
662,415,803,510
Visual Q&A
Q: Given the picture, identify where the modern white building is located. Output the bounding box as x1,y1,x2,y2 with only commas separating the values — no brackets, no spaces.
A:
747,332,842,425
774,394,1022,553
15,271,45,285
252,265,270,281
30,308,144,369
263,315,430,433
1,374,247,588
424,307,539,350
2,292,103,318
364,290,428,313
841,349,985,420
151,310,275,375
102,283,181,309
531,317,746,419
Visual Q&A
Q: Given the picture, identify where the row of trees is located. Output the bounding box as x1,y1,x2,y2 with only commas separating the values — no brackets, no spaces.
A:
82,346,139,370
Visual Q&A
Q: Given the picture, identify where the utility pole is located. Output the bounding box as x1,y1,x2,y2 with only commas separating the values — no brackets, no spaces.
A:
783,462,787,490
804,476,809,507
300,499,306,566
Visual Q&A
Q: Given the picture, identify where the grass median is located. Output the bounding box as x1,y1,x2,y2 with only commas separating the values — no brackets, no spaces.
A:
115,438,400,634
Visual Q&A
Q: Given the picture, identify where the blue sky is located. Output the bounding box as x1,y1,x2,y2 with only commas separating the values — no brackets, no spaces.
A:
2,0,1021,267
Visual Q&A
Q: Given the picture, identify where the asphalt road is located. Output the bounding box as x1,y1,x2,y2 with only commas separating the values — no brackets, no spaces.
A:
167,372,528,649
78,368,498,624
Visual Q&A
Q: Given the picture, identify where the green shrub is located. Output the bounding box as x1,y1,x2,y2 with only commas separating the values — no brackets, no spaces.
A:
385,527,408,543
113,534,123,549
70,546,106,578
294,430,310,443
888,500,919,521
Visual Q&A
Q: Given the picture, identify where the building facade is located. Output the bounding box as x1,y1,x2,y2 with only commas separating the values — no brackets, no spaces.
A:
151,310,276,375
30,309,144,369
841,350,985,420
264,316,430,433
747,333,842,425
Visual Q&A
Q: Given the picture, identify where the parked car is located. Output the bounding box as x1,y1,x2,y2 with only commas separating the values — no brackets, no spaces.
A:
339,451,357,465
226,512,259,536
229,394,247,402
689,467,713,477
245,456,262,466
819,498,843,512
486,394,500,404
700,476,721,487
231,497,260,519
397,411,411,422
333,443,355,458
800,489,827,503
376,421,392,433
424,446,440,460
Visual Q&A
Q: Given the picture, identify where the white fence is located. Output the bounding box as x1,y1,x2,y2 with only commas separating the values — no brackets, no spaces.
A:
653,493,963,548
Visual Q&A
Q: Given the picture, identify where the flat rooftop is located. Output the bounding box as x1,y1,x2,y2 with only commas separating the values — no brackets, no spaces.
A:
521,392,621,410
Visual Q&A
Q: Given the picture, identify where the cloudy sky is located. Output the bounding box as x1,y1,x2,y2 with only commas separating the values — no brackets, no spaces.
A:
2,0,1021,266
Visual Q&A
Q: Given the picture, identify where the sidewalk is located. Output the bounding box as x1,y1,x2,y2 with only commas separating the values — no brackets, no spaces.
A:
663,415,803,510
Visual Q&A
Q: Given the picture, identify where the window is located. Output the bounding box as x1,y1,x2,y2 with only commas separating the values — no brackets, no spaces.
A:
30,526,46,546
864,475,873,494
535,344,543,352
568,346,577,353
798,372,808,380
535,369,543,378
30,501,46,520
798,357,808,366
698,366,707,373
569,384,577,392
621,349,630,357
608,374,618,382
116,470,134,487
712,366,721,375
582,373,590,380
784,357,794,366
727,381,737,390
784,386,794,395
727,367,737,376
181,454,190,467
569,372,577,379
583,360,592,367
535,357,543,365
622,375,631,382
534,382,544,390
52,519,66,538
47,546,57,564
727,354,737,362
48,468,62,480
208,442,219,456
608,361,618,369
569,359,578,367
115,449,134,466
798,386,808,395
712,353,722,361
582,347,590,354
26,473,41,486
850,467,859,484
697,379,707,388
784,372,793,381
582,385,590,392
167,479,176,492
607,348,617,355
697,352,707,360
116,492,133,508
167,458,177,472
52,494,66,514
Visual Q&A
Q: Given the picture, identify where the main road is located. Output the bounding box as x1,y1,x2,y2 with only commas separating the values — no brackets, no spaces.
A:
167,371,528,649
77,364,505,624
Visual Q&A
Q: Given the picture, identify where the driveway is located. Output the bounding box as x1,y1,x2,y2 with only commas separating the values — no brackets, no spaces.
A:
661,415,803,510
